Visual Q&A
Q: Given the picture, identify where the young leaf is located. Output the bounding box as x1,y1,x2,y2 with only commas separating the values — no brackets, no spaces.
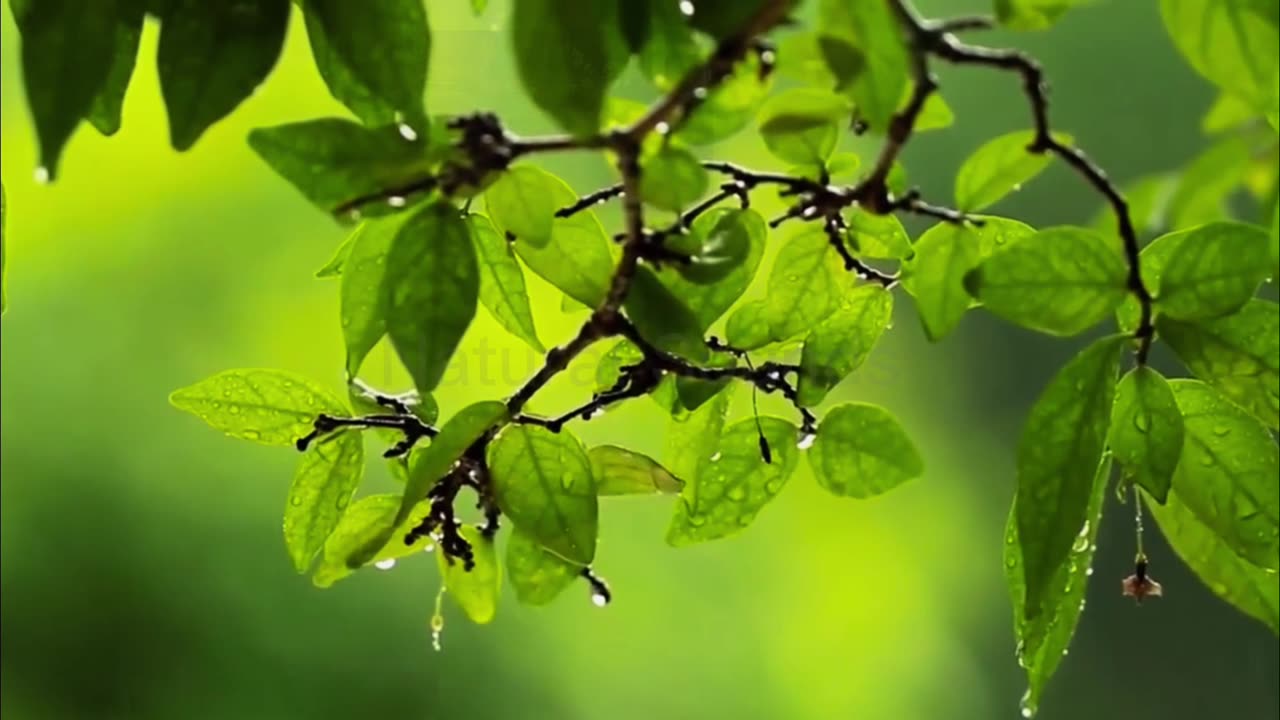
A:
514,212,614,308
488,426,599,565
10,0,119,177
248,119,432,214
468,214,544,352
816,0,909,131
385,203,479,395
797,285,894,407
667,417,799,546
1016,335,1124,618
760,228,846,342
437,525,502,624
1155,221,1271,321
661,209,767,328
506,527,581,606
640,146,709,212
87,0,144,137
589,446,684,496
676,53,772,146
484,166,576,248
157,0,290,150
1161,0,1280,115
995,0,1090,30
901,223,981,341
1116,226,1192,332
1006,456,1112,718
1147,487,1279,634
808,403,923,498
757,88,851,165
302,0,430,126
1158,300,1279,429
284,430,364,573
965,226,1128,336
1108,367,1184,503
339,215,406,374
312,494,433,588
1168,380,1280,571
170,369,345,447
954,130,1071,211
844,210,913,261
511,0,627,136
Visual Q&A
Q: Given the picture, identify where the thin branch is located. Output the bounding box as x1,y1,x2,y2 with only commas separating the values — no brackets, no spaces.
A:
557,183,625,218
824,215,898,288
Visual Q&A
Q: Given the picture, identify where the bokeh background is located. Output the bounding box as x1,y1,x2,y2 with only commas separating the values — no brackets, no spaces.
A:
2,1,1277,719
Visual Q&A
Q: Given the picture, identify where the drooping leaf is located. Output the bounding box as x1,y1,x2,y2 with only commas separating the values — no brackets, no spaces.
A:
816,0,909,131
1006,456,1112,718
437,525,502,624
965,226,1128,336
954,130,1071,212
315,225,361,278
10,0,119,177
1147,486,1280,634
488,425,599,565
589,446,684,496
640,145,710,211
511,0,627,136
667,417,799,546
797,285,894,406
808,403,923,497
625,267,709,361
87,0,144,137
284,429,364,572
338,214,408,375
385,203,479,395
170,369,345,447
1168,380,1280,571
506,527,582,606
302,0,430,126
661,208,767,328
1158,300,1279,429
994,0,1091,31
157,0,290,150
760,228,846,342
514,212,614,308
311,494,434,587
248,119,432,214
468,214,544,352
1108,367,1184,503
484,166,576,248
757,88,851,165
1015,335,1124,618
1161,0,1280,116
1155,221,1271,321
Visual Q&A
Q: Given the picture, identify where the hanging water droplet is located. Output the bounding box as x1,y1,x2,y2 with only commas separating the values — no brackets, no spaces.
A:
678,0,695,16
1085,566,1094,576
796,433,817,450
375,558,396,570
430,587,446,652
591,592,609,607
1019,690,1036,718
397,123,418,142
33,166,50,184
388,195,407,208
655,121,671,135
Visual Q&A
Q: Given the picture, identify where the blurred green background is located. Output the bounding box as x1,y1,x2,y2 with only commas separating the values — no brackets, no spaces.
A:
2,2,1276,719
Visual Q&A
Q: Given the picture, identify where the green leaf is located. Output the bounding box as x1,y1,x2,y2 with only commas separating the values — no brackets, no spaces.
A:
757,88,851,165
954,130,1071,212
724,300,773,351
468,214,544,352
661,209,767,328
844,210,912,261
1006,456,1111,718
797,285,894,406
625,267,709,361
808,403,923,497
339,214,406,375
595,339,645,393
1161,0,1279,115
484,166,576,248
1117,227,1190,332
514,212,614,308
284,429,364,572
1167,133,1255,229
488,425,599,564
302,0,429,126
1092,173,1178,238
1147,486,1279,634
1155,221,1271,320
438,525,501,624
348,401,509,567
965,226,1128,336
87,0,144,137
995,0,1091,31
760,228,846,342
1,183,6,314
677,52,773,146
1015,335,1124,618
589,446,684,496
1202,91,1259,134
816,0,909,131
1159,300,1279,429
157,0,290,150
385,203,479,394
687,0,784,39
911,92,955,132
1108,367,1184,503
311,494,433,587
635,0,702,90
506,527,581,606
170,369,345,447
10,0,119,177
315,226,360,278
248,119,432,214
511,0,627,136
640,146,709,212
665,386,731,481
667,417,799,546
1168,379,1280,570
